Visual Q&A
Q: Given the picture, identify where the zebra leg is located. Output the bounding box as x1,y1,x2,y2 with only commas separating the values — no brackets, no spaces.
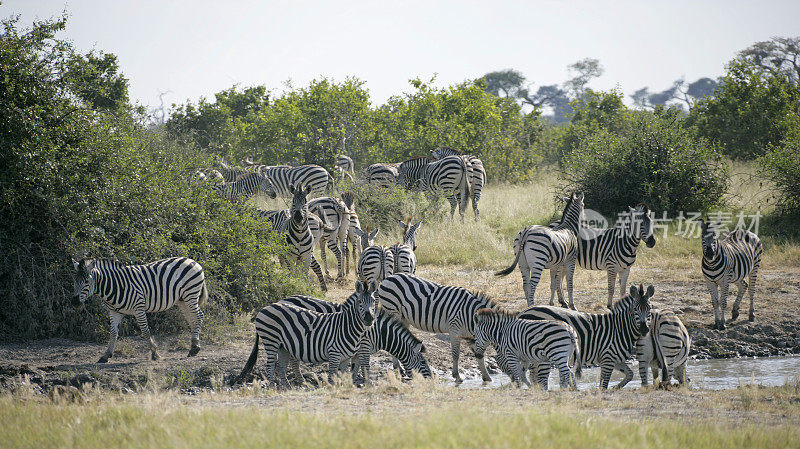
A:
327,354,344,384
555,359,574,390
534,363,550,391
133,309,159,361
99,311,123,363
554,266,567,308
262,344,280,388
565,258,577,310
325,238,344,280
650,362,660,385
449,333,463,383
606,268,618,309
705,281,721,329
506,356,523,388
446,194,458,220
618,267,631,301
177,300,203,357
276,348,292,389
458,189,468,223
290,357,303,385
599,362,615,389
747,268,758,321
518,256,533,306
718,280,730,330
318,235,331,277
523,257,545,307
308,255,328,292
613,362,634,389
638,359,650,386
676,361,688,385
549,269,560,308
472,190,480,222
731,280,746,321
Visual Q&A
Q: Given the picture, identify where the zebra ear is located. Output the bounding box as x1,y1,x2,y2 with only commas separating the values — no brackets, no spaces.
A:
288,184,296,194
560,196,569,203
398,219,405,228
414,220,423,229
83,259,96,273
72,258,80,272
353,227,365,237
418,343,426,353
371,228,380,239
354,281,365,294
645,285,655,299
304,184,312,195
368,280,378,293
629,285,638,298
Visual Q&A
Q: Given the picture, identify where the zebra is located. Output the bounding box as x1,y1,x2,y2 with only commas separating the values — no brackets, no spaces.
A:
636,309,691,386
217,157,257,182
286,183,329,291
700,218,762,329
355,228,394,285
255,209,334,255
376,273,500,383
519,284,654,389
363,163,399,188
262,164,330,198
576,203,656,309
390,219,422,275
212,172,277,200
467,308,580,390
398,155,472,221
308,195,351,279
496,192,584,308
341,192,362,275
71,257,207,363
431,147,486,221
335,154,355,183
231,280,376,387
276,295,431,383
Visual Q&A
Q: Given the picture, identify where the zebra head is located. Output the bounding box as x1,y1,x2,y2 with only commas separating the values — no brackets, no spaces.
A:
470,308,513,359
431,147,459,160
558,192,585,234
352,280,377,326
629,204,656,248
398,218,422,250
700,218,720,259
354,226,378,251
289,182,312,224
259,174,277,199
628,284,654,336
71,258,98,307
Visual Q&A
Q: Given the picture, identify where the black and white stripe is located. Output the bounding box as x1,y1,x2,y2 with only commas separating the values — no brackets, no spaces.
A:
577,204,656,309
431,147,486,221
358,245,394,285
470,308,580,390
390,219,422,275
363,163,399,187
636,309,691,386
496,193,584,308
212,172,277,200
286,183,328,291
71,257,207,363
519,284,654,389
277,295,431,383
345,205,362,275
376,273,499,382
232,281,377,387
308,196,351,279
399,155,472,221
262,164,330,198
335,155,355,182
700,219,762,329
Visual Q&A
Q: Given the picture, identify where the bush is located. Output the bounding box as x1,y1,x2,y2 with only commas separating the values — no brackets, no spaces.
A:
562,110,728,216
344,181,446,235
759,135,800,220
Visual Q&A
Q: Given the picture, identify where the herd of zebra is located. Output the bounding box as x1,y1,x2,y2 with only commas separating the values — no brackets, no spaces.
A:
70,147,764,391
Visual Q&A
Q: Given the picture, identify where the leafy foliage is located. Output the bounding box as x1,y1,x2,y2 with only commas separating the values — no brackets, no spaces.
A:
759,134,800,220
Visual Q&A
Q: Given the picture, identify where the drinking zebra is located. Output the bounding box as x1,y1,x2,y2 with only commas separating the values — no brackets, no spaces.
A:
496,193,584,308
700,219,762,329
71,257,207,363
398,156,471,221
212,172,277,200
376,273,499,383
262,164,330,197
276,295,431,383
636,309,691,386
576,204,656,309
231,280,376,387
519,284,654,389
468,308,580,390
308,195,351,279
355,227,394,285
286,183,329,291
390,219,422,275
364,163,399,187
335,154,355,183
431,147,486,221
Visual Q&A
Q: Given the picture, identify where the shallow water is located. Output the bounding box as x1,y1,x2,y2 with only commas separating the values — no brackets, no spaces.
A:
450,356,800,390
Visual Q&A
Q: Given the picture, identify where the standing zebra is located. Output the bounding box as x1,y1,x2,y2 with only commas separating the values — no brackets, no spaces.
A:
700,219,762,329
376,273,498,383
355,228,394,285
398,156,471,221
276,295,431,383
286,183,328,291
469,308,580,390
308,195,351,279
212,172,277,200
71,257,207,363
636,309,691,386
231,281,376,387
431,147,486,221
519,284,654,389
335,154,355,183
391,219,422,275
363,163,399,188
576,204,656,309
262,164,330,198
341,192,362,275
496,193,584,308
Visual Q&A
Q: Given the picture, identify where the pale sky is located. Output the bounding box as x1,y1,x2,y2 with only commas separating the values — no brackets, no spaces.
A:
8,1,800,113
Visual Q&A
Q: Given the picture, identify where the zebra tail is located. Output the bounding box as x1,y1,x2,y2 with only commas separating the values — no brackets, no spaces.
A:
459,156,471,208
231,334,260,386
199,282,209,307
572,335,583,380
495,247,522,277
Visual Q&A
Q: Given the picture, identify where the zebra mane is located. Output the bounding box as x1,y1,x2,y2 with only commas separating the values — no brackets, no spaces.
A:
476,307,519,318
380,309,424,345
610,293,636,313
402,156,432,164
472,291,502,310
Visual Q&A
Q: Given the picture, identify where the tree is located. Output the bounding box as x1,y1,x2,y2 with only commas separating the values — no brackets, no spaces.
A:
738,36,800,84
564,58,604,98
631,77,719,110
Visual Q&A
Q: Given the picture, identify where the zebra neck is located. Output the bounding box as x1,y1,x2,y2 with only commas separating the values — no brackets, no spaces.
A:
703,245,723,264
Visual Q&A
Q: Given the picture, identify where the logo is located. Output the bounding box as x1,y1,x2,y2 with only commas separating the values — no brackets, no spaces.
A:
580,208,608,240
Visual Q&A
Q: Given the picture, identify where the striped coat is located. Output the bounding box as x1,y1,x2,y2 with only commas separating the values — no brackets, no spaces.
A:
431,147,486,221
636,309,691,385
363,163,399,188
262,165,330,198
308,196,351,279
399,156,471,221
213,172,276,200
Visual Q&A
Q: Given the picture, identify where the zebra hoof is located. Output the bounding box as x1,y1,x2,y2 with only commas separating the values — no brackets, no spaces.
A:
151,351,161,361
748,314,755,322
97,355,110,364
731,309,739,321
188,345,201,357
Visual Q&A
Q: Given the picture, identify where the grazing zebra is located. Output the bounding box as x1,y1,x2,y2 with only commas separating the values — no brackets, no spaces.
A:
399,155,472,221
212,172,277,200
217,157,256,182
71,257,207,363
700,219,762,330
231,281,376,387
255,209,333,255
355,228,394,285
286,183,328,291
431,147,486,221
496,193,584,308
363,163,399,187
277,295,431,383
308,196,351,279
636,309,691,386
468,308,580,390
519,284,654,389
341,192,362,274
335,155,355,182
261,164,330,198
376,273,499,383
576,204,656,309
390,219,422,275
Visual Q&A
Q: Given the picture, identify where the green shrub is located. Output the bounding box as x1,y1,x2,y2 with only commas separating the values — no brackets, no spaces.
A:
345,181,446,235
562,110,728,216
759,135,800,221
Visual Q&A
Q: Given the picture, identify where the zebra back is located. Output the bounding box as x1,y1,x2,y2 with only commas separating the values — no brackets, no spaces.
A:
264,165,330,197
701,223,762,284
390,243,416,275
358,245,394,284
636,309,691,378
